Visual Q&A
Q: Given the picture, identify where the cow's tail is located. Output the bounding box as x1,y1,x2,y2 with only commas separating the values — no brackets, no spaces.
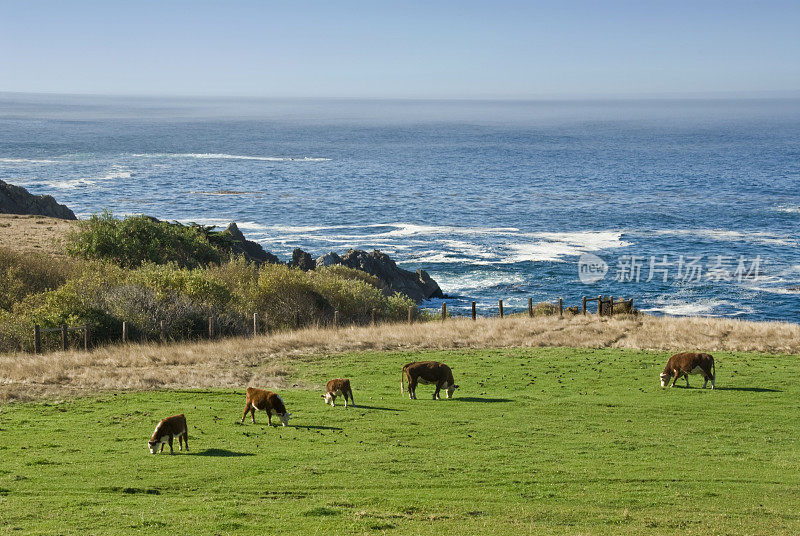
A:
400,365,406,394
712,358,716,381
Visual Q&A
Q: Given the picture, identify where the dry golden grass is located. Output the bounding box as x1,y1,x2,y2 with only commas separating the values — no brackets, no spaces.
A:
0,214,77,256
2,313,798,402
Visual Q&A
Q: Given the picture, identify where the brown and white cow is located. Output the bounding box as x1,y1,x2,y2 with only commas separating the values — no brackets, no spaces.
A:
322,378,355,407
660,352,716,389
241,387,291,426
401,361,459,400
148,414,188,455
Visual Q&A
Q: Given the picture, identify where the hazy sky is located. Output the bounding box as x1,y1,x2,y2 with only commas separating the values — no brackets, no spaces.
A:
1,0,798,98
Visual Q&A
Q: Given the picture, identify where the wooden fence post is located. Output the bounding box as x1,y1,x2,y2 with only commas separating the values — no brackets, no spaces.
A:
160,320,166,342
253,313,258,336
122,321,128,344
371,308,376,326
61,324,68,351
441,302,447,321
499,299,504,318
528,297,533,317
610,296,614,316
471,301,476,321
559,298,563,317
208,316,214,338
582,296,587,315
407,305,414,324
334,310,339,329
597,295,602,316
34,324,42,354
83,325,89,351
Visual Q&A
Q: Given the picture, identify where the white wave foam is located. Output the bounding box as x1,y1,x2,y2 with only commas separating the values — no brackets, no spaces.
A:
775,204,800,214
0,157,61,164
508,231,630,262
132,153,331,162
640,298,753,317
43,166,132,189
433,271,526,293
649,228,795,246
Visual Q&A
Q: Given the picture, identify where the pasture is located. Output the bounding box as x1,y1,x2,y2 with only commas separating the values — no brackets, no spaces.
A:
1,347,798,535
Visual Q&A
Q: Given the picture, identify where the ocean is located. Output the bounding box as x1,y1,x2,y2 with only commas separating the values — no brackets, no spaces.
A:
1,93,798,321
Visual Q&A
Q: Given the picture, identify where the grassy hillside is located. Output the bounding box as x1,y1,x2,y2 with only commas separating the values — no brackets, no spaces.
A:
1,347,798,535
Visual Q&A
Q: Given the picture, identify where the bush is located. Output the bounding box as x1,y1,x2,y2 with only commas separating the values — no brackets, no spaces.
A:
65,211,224,269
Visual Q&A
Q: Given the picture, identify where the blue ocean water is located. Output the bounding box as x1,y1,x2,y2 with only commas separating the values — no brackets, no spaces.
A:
1,94,798,321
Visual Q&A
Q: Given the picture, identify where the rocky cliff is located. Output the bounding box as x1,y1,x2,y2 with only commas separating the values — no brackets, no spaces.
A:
0,180,77,219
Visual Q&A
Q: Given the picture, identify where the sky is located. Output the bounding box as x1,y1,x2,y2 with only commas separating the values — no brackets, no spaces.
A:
0,0,798,99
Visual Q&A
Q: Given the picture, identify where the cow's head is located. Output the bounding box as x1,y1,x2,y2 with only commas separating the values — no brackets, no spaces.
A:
147,439,160,454
322,393,334,405
446,384,459,398
660,373,669,388
279,412,291,426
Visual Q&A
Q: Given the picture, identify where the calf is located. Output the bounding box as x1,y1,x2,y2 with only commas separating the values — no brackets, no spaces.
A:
148,414,188,455
401,361,459,400
241,387,291,426
322,378,355,407
660,352,715,389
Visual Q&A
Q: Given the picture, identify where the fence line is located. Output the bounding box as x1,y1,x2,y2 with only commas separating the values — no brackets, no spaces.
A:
23,295,635,355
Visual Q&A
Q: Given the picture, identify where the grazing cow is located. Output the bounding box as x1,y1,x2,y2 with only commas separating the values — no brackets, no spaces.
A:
401,361,459,400
661,352,716,389
322,378,355,407
241,387,291,426
148,414,188,455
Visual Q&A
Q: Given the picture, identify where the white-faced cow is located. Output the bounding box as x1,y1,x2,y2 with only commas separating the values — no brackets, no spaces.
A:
148,414,188,455
401,361,459,400
322,378,355,408
241,387,291,426
660,352,715,389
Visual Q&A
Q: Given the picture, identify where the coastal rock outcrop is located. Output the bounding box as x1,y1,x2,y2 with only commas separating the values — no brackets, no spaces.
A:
338,249,444,303
0,180,77,220
315,251,342,268
288,248,316,271
224,222,281,265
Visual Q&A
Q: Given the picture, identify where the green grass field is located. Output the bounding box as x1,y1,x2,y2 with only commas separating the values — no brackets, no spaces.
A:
1,347,799,535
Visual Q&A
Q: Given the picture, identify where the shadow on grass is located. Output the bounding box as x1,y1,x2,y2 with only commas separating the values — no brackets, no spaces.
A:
715,386,781,393
347,405,399,411
451,397,513,403
293,425,343,431
190,449,254,457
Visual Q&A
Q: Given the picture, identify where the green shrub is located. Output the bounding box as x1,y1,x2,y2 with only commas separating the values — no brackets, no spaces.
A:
65,211,224,269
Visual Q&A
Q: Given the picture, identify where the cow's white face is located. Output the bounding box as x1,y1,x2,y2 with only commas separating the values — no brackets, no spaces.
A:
148,440,160,454
323,393,334,405
660,373,669,388
279,412,291,426
446,384,459,398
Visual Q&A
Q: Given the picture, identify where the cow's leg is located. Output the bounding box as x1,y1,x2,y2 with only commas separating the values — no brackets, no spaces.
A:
178,435,183,451
671,371,680,387
241,401,251,423
408,378,417,399
168,437,174,455
702,373,709,389
433,383,441,400
183,432,189,452
267,411,273,426
250,406,256,424
330,394,336,407
685,373,690,388
348,389,355,407
159,442,165,453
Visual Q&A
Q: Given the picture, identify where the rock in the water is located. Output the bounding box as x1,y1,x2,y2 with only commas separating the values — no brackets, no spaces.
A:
0,180,76,220
289,248,316,271
315,251,342,268
223,222,281,265
339,249,444,302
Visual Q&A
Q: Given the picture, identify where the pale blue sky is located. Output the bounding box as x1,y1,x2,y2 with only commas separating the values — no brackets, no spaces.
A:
1,0,798,98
